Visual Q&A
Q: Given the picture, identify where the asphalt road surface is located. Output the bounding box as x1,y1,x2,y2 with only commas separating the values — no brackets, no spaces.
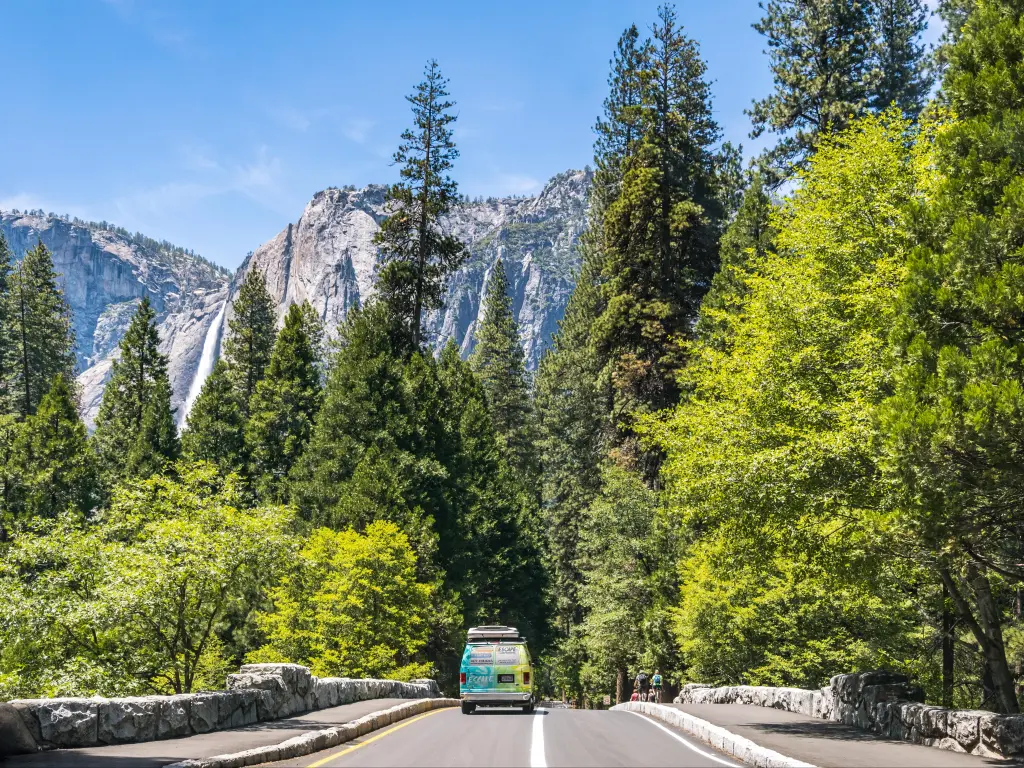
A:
263,706,741,767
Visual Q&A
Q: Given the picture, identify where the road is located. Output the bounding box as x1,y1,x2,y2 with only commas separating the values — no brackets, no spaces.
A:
263,706,740,767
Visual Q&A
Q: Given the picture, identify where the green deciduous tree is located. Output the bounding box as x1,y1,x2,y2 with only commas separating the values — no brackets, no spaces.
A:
4,240,76,419
0,463,294,697
246,303,322,503
181,360,245,477
749,0,876,177
223,268,277,416
92,297,178,489
470,259,537,483
653,111,935,689
8,374,96,522
248,521,432,680
373,60,468,350
877,0,1024,714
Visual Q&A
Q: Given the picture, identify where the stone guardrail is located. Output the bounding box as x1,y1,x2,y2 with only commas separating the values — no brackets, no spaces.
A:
167,697,460,768
674,671,1024,760
0,663,441,757
613,700,814,767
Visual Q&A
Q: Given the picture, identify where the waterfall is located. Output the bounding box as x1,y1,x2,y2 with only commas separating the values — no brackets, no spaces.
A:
179,300,227,428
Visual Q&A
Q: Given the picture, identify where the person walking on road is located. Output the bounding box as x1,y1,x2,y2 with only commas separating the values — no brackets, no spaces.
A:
636,670,650,699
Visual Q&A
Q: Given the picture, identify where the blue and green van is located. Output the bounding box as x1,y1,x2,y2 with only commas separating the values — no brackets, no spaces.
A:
459,626,533,714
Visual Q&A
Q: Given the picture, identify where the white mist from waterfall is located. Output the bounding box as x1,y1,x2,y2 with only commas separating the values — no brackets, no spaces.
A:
179,301,227,429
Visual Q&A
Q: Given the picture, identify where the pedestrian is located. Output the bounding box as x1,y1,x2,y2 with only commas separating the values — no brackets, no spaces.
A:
636,669,649,698
630,686,639,702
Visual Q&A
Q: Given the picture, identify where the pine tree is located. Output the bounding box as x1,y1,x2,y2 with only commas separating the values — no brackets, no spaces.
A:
535,258,606,640
373,60,468,350
935,0,976,68
127,375,180,481
298,300,327,383
592,5,725,473
593,24,647,200
181,359,245,476
469,259,537,482
5,240,76,419
223,268,277,416
0,233,13,412
9,374,96,520
869,0,933,117
749,0,876,178
439,341,550,649
92,297,178,487
246,303,322,503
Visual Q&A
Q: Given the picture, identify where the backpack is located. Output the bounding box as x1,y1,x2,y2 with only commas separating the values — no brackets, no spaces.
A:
652,673,662,686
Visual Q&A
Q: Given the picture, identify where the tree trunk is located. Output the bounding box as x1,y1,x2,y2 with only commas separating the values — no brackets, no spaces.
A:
939,563,1020,713
942,585,955,709
615,666,627,704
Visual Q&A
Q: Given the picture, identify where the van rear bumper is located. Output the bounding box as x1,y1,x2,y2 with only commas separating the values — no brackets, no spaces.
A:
462,692,532,705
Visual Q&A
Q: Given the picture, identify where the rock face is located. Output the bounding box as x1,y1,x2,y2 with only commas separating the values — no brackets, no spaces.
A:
226,168,590,371
0,213,231,427
1,169,589,428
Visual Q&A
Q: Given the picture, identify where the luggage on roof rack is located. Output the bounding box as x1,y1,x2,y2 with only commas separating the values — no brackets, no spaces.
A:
466,625,522,641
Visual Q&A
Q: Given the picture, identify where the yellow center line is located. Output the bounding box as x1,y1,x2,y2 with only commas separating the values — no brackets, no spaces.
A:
306,707,450,768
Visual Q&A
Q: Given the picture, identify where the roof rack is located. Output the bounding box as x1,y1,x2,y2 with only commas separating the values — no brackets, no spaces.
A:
467,625,522,641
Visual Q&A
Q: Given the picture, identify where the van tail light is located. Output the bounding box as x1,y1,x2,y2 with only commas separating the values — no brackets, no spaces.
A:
460,673,466,684
523,672,530,685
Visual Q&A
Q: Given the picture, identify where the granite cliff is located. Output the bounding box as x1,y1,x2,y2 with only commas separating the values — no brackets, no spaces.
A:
0,168,589,426
0,213,230,426
226,168,590,366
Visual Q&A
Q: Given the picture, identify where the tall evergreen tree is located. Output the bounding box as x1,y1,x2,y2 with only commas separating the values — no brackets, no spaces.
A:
246,303,322,503
5,240,76,419
469,259,537,483
536,257,606,641
439,342,550,650
92,297,178,487
935,0,977,68
373,60,468,350
181,359,245,477
592,5,725,473
9,374,96,520
869,0,933,117
749,0,876,178
223,268,277,416
0,232,13,412
298,300,327,383
594,24,648,200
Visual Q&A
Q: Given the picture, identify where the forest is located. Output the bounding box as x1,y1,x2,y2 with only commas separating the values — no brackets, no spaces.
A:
1,0,1023,716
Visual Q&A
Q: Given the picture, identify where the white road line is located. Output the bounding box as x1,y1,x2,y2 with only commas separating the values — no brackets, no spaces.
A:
625,710,739,767
530,707,547,767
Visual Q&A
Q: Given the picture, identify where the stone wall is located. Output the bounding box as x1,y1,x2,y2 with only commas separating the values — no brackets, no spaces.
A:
0,663,440,757
674,671,1024,760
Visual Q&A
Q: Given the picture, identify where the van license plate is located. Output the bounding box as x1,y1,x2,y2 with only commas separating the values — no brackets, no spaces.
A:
498,674,515,683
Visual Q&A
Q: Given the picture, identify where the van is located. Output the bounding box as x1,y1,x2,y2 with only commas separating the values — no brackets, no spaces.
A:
459,625,534,714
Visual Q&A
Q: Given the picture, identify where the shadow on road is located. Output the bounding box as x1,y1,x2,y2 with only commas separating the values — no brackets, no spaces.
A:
468,708,549,716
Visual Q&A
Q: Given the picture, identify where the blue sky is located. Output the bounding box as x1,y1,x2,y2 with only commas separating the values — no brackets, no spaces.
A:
0,1,942,270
